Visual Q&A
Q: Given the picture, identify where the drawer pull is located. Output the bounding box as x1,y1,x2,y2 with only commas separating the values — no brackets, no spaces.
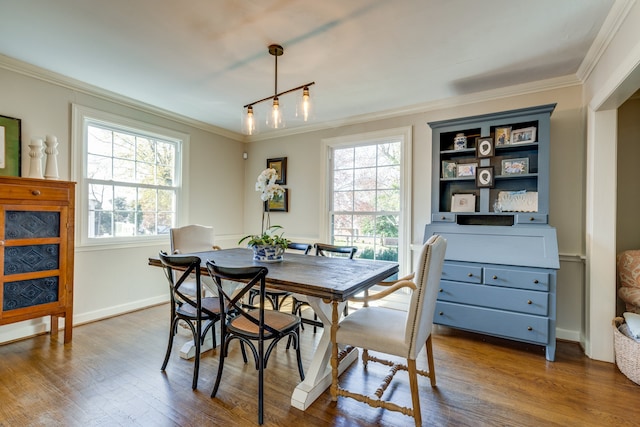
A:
441,216,446,220
527,300,532,305
533,279,539,284
439,289,443,293
467,273,473,277
527,326,533,331
492,275,497,280
529,217,535,221
439,312,443,316
32,190,41,196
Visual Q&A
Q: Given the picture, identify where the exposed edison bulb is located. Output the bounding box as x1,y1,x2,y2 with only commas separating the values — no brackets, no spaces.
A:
266,97,284,129
296,86,313,122
242,105,257,135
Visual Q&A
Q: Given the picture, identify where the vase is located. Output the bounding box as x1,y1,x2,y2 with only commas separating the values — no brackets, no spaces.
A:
252,245,285,262
453,133,467,150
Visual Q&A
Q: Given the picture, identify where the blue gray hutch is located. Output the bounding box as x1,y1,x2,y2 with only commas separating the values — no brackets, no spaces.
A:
424,104,559,361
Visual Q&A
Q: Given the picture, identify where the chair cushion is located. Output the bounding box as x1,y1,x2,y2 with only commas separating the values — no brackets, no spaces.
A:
229,309,300,338
336,306,409,357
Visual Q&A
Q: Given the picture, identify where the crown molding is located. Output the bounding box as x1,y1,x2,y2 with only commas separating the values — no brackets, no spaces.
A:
0,53,243,141
576,0,636,83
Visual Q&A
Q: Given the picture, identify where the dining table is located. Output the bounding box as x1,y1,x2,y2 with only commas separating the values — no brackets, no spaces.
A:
148,247,399,410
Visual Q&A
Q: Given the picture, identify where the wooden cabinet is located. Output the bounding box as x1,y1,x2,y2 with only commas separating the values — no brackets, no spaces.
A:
425,105,559,361
0,177,75,343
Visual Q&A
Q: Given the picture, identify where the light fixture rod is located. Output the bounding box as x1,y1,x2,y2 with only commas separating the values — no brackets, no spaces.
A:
243,81,315,109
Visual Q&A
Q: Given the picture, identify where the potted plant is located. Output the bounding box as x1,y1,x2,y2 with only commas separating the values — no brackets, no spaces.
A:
239,168,290,262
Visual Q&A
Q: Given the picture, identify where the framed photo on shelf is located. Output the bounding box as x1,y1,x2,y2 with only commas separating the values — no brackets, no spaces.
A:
265,188,289,212
476,137,494,158
476,166,495,188
451,193,476,212
510,127,537,144
501,157,529,175
0,114,21,177
442,160,457,178
267,157,287,185
456,162,477,178
494,126,512,146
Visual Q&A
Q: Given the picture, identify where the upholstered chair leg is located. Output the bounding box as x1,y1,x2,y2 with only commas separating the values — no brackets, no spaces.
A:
426,334,436,387
407,358,422,427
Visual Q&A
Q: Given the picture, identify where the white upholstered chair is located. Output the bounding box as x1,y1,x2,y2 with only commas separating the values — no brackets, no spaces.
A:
330,234,447,427
170,224,221,296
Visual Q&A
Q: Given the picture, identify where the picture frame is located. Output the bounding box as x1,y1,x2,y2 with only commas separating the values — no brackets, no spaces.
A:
442,160,457,178
476,137,494,158
510,126,537,144
501,157,529,175
265,188,289,212
451,193,476,212
456,162,477,178
494,126,512,147
0,114,22,177
267,157,287,185
476,166,495,188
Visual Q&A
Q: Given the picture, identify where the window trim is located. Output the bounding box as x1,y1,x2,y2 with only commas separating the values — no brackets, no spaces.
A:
320,126,412,275
71,104,190,248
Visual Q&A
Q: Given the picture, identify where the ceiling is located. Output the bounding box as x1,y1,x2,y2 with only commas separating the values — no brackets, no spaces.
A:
0,0,615,138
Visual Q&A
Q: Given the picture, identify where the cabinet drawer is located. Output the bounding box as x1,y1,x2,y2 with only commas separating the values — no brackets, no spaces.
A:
514,213,548,224
432,213,456,223
442,262,482,284
484,267,549,291
434,301,549,344
438,281,548,316
0,183,71,202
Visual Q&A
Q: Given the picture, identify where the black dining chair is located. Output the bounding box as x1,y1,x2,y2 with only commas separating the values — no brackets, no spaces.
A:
290,243,357,334
248,242,312,311
158,251,221,390
205,261,305,425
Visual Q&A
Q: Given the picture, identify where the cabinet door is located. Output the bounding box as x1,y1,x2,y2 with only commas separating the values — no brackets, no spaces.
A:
0,205,69,322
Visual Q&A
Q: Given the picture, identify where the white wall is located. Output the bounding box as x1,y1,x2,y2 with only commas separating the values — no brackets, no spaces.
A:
0,64,246,342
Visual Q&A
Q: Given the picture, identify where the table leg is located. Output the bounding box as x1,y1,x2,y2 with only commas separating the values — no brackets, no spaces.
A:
291,297,358,411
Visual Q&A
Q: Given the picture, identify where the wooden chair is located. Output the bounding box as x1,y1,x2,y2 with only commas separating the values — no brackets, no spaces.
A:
158,252,221,390
330,235,447,427
248,242,312,311
205,261,305,425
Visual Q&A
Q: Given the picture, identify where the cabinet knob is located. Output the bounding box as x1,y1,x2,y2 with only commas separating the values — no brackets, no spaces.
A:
527,300,532,305
492,275,497,280
533,279,539,284
467,273,473,277
32,190,41,196
527,326,533,331
439,289,443,293
529,217,535,221
441,216,446,220
439,312,443,316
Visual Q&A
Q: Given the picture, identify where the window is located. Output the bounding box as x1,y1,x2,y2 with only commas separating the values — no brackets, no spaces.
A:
73,105,187,246
322,127,412,274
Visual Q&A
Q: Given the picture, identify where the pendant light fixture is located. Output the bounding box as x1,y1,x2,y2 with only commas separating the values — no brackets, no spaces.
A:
242,44,315,135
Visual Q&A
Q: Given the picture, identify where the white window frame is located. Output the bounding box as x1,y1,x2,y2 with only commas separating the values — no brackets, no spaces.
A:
320,126,412,275
71,104,189,248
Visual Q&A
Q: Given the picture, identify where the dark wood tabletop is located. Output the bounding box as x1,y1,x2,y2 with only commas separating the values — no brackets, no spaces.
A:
148,247,399,301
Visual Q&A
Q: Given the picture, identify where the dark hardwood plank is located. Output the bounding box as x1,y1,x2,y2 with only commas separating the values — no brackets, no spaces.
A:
1,304,639,426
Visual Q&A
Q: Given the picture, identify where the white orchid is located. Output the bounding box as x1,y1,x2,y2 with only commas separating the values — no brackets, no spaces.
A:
255,168,284,201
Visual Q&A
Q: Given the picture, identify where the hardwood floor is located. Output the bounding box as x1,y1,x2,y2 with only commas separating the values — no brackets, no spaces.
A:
1,304,639,426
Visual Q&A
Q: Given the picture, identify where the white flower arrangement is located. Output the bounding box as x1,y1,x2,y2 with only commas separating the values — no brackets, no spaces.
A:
255,168,284,202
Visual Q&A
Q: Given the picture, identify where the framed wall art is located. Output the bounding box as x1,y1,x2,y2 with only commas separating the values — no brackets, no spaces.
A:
0,114,21,177
476,166,495,188
501,158,529,175
265,188,289,212
494,126,511,146
451,193,476,212
267,157,287,185
476,137,494,158
510,127,537,144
